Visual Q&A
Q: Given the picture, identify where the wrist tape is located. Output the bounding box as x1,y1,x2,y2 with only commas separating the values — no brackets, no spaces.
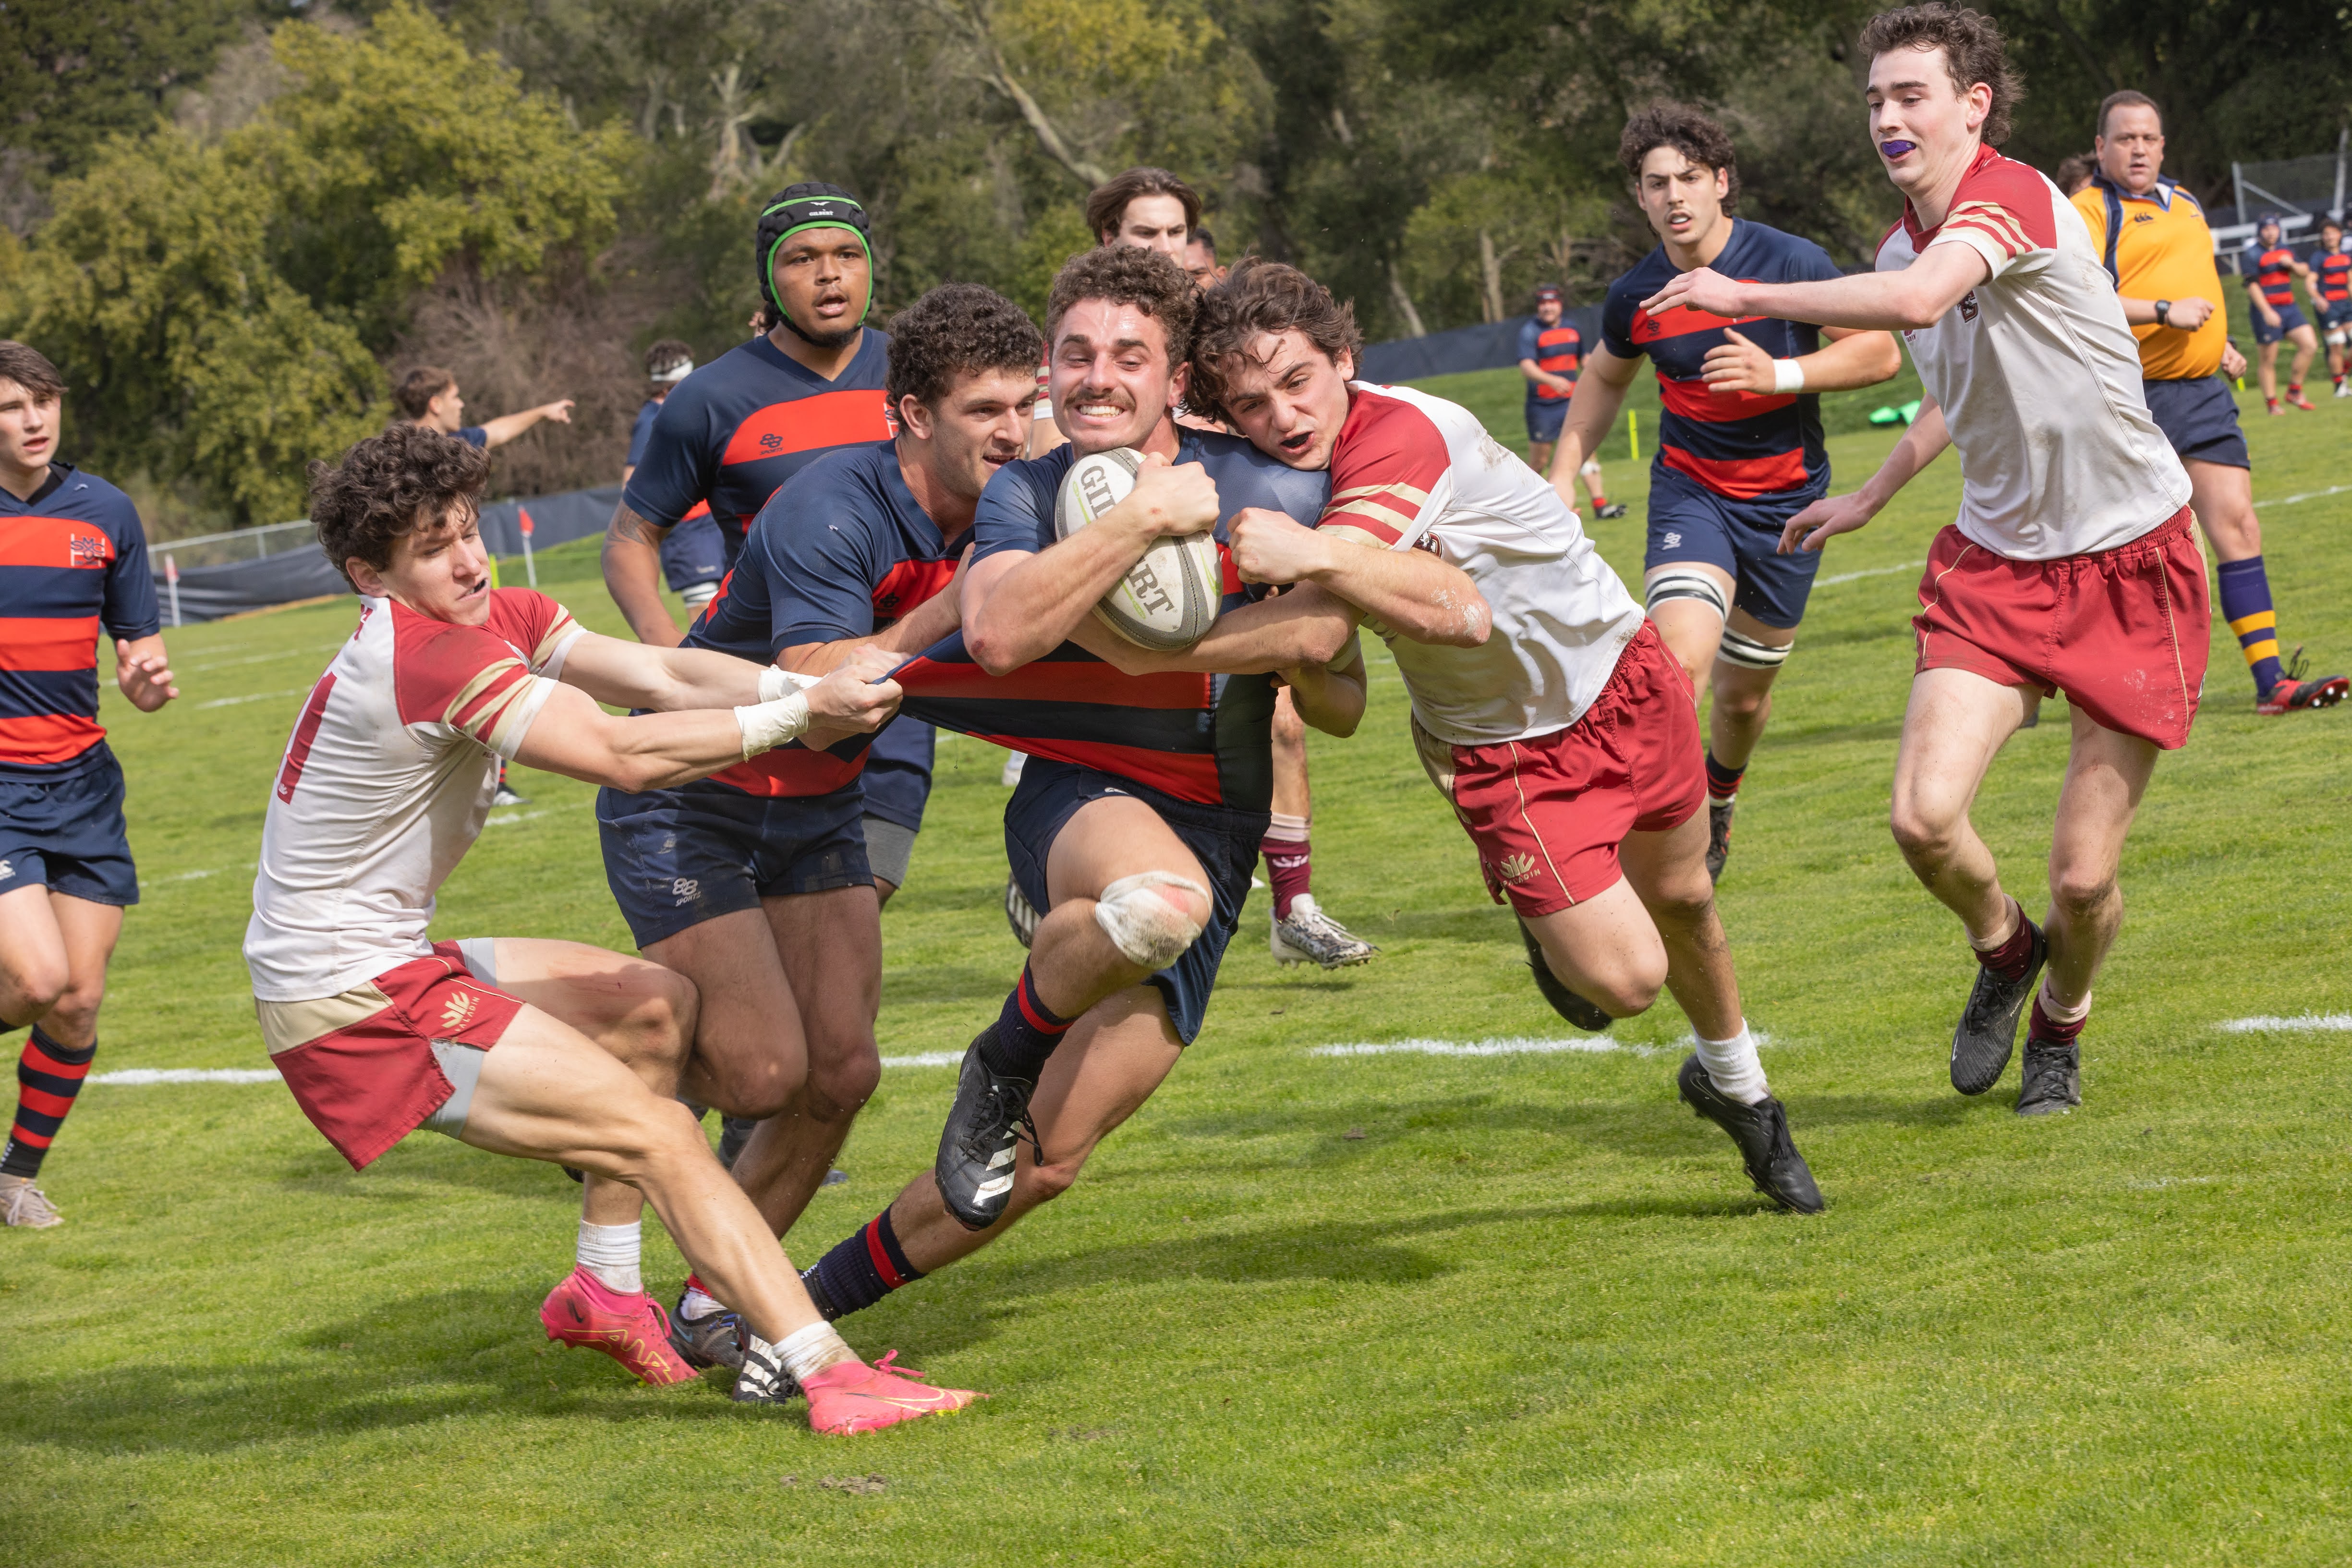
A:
1772,358,1806,394
733,693,811,759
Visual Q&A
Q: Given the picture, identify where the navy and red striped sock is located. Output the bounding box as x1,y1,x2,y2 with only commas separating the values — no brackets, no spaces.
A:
1704,751,1746,803
978,966,1073,1081
802,1207,924,1321
1,1028,95,1179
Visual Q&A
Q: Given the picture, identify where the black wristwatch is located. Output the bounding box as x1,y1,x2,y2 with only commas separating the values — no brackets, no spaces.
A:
2155,298,2172,326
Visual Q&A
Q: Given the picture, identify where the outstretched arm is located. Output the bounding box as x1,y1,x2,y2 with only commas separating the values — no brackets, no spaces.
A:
1642,243,1990,334
1699,325,1903,395
601,501,684,647
558,629,787,712
514,650,903,794
479,400,575,450
779,547,971,677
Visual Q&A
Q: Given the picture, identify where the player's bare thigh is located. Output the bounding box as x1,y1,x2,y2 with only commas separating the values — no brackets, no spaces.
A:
1045,794,1213,926
0,889,122,1044
1891,668,2037,845
463,937,694,1065
455,1002,705,1175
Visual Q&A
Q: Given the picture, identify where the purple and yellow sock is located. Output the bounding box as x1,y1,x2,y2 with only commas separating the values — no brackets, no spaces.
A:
2217,557,2284,695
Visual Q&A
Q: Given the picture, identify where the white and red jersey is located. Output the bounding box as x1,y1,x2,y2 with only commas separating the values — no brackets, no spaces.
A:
1875,146,2190,560
244,589,585,1002
1322,382,1646,746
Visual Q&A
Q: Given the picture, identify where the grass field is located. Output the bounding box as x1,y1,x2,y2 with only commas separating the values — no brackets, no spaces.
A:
7,366,2352,1566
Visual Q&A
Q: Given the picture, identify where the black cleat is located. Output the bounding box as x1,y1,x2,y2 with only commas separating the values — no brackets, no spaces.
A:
2014,1035,2081,1116
934,1028,1039,1231
1951,915,2046,1095
1595,502,1628,520
1518,917,1612,1032
1704,796,1735,884
728,1335,802,1404
668,1291,748,1372
1677,1055,1824,1214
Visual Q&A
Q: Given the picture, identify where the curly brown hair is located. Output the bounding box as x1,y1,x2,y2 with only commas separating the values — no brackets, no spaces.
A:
1044,245,1197,370
1185,258,1363,428
308,424,490,590
885,283,1045,411
1619,104,1740,211
1860,4,2022,147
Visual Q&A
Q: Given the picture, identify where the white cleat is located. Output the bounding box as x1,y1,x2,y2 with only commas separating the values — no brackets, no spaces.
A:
0,1175,63,1229
1270,894,1377,969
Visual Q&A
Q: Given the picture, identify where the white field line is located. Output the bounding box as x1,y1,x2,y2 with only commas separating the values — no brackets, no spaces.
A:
194,688,307,710
94,1053,968,1085
1815,559,1925,587
1310,1031,1777,1059
2260,483,2352,510
93,1069,283,1085
2217,1014,2352,1033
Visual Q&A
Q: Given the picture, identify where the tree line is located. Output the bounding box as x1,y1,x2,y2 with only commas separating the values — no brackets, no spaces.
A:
1,0,2343,528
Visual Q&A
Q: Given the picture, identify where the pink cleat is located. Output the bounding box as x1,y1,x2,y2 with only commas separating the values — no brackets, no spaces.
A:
798,1351,981,1434
539,1266,701,1386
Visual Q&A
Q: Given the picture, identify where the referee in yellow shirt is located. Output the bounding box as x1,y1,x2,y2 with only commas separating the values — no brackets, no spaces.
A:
2074,90,2347,715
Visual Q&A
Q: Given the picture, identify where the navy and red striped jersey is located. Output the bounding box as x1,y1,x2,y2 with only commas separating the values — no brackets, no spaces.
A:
2243,245,2300,307
2311,245,2350,304
892,431,1330,813
621,329,893,561
683,441,960,800
0,465,158,778
1600,221,1843,501
1516,316,1583,404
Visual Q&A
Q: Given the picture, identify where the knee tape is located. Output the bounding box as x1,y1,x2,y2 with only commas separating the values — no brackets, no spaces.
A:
1093,871,1209,970
1579,458,1603,477
1718,626,1793,669
1645,569,1729,619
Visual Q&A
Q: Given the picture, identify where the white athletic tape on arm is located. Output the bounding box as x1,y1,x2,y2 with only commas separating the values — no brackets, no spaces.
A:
1093,871,1209,969
758,664,819,703
733,693,811,758
1773,358,1806,394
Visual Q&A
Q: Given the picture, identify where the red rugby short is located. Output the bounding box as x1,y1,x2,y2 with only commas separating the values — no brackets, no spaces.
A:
1415,620,1705,918
1913,506,2210,750
256,941,523,1170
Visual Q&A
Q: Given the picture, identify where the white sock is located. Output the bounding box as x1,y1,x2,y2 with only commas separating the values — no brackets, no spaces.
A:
771,1319,857,1383
1695,1021,1770,1106
680,1283,726,1320
576,1219,643,1295
2039,981,2091,1024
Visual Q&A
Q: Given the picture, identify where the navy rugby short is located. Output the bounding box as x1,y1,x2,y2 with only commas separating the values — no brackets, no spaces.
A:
2142,375,2250,470
1002,760,1265,1045
596,778,870,948
1524,398,1568,444
2253,301,2308,345
1642,466,1824,630
0,749,138,906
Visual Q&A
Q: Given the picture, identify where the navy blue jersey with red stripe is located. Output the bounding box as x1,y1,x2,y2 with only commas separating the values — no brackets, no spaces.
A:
2311,245,2351,304
892,431,1330,812
1601,221,1842,501
2243,245,2300,307
621,329,893,561
0,465,158,779
682,441,958,799
1516,317,1583,403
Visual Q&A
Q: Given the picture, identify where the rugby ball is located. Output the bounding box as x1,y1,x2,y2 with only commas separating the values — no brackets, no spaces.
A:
1053,447,1223,651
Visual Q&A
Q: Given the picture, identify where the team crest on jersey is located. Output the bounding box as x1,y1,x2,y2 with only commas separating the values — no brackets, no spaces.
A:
1495,852,1538,884
440,990,480,1032
67,530,109,567
1959,291,1980,322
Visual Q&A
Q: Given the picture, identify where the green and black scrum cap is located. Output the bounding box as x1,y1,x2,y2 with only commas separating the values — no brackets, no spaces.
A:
756,182,873,319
